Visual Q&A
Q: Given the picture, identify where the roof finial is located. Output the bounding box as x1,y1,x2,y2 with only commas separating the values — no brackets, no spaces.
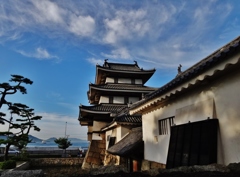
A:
178,64,182,74
103,59,108,67
134,60,139,67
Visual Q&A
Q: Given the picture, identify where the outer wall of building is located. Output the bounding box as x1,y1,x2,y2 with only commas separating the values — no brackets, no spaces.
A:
142,58,240,166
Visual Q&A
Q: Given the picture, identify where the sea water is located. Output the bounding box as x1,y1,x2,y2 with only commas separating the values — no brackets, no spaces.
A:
27,141,89,148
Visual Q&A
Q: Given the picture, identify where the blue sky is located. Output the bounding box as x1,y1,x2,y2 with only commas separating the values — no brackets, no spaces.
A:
0,0,240,140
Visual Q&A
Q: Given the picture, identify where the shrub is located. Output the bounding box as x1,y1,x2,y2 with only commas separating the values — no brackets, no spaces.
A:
0,160,16,169
0,156,4,162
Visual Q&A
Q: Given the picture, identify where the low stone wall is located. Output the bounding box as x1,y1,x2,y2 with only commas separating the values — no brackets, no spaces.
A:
141,160,165,171
30,158,83,167
13,162,30,171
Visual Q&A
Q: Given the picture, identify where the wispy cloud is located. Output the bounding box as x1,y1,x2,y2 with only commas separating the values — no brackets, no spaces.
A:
32,112,87,139
17,47,59,61
101,48,131,60
103,9,150,44
68,14,95,36
0,107,87,139
0,0,238,70
87,58,104,66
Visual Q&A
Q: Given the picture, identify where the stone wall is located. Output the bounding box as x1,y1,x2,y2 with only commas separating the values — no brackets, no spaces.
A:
82,134,106,169
104,152,120,165
30,158,83,167
141,160,165,171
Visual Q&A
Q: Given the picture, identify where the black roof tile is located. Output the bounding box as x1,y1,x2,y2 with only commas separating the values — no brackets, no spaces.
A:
90,83,157,92
80,104,127,113
130,36,240,110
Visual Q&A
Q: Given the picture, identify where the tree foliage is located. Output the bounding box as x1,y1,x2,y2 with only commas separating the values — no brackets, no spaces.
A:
54,137,72,157
0,75,42,160
54,137,72,150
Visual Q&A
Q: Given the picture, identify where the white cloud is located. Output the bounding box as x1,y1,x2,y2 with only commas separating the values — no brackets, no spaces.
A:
17,47,59,60
87,58,104,66
0,0,237,71
68,15,95,36
103,9,150,44
30,0,65,24
101,48,131,60
32,112,87,139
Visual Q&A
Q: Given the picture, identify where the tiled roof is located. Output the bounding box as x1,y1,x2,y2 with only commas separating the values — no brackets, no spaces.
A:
95,61,156,85
101,106,142,130
115,114,142,123
98,61,155,72
107,127,143,156
108,63,141,71
90,83,157,92
80,104,127,113
130,36,240,110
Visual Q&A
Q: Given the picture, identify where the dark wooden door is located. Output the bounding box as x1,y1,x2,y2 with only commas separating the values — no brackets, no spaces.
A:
166,119,218,169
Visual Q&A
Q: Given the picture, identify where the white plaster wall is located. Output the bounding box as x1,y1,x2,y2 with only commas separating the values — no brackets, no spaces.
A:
113,96,124,104
92,121,108,140
142,67,240,165
99,96,109,103
121,126,130,138
88,126,93,132
106,77,114,83
142,104,175,164
116,126,122,143
92,133,102,140
118,78,131,84
135,79,142,84
105,130,112,149
129,97,139,104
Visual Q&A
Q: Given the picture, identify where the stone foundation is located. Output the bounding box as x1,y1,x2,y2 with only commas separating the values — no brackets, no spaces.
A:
30,158,83,167
141,160,165,171
82,135,106,169
104,152,120,165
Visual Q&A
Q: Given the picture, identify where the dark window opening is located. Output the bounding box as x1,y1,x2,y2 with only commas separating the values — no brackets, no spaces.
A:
158,116,175,135
109,96,113,104
108,137,116,149
124,97,129,104
131,79,135,84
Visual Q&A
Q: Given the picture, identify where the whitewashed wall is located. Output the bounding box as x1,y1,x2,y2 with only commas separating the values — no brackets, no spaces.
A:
92,121,108,140
99,96,109,103
142,64,240,166
113,96,124,104
135,79,142,84
118,78,131,84
129,97,139,103
106,77,114,83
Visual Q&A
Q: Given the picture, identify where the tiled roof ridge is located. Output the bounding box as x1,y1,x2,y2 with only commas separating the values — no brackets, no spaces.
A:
177,35,240,78
80,103,127,108
97,60,156,72
130,36,240,110
103,60,140,67
90,82,157,88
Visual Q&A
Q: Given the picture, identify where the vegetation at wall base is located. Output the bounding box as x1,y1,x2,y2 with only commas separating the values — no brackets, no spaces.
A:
0,160,16,169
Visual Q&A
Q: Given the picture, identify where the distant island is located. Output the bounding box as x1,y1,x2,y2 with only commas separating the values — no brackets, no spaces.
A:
0,135,87,143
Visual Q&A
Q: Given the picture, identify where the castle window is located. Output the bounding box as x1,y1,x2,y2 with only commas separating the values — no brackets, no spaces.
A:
108,137,116,148
158,116,175,135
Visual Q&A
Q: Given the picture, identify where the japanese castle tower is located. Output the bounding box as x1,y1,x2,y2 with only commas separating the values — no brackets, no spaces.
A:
78,60,156,168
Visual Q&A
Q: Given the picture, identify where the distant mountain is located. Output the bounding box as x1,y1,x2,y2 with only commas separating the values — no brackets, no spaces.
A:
0,135,42,143
69,138,87,142
45,137,86,142
1,135,87,143
45,137,57,142
28,135,42,143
